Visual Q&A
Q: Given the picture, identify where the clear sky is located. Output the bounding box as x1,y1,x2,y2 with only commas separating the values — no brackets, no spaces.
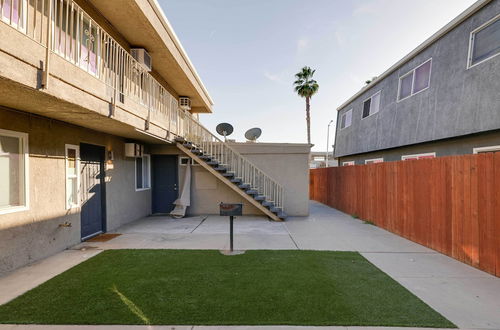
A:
159,0,477,151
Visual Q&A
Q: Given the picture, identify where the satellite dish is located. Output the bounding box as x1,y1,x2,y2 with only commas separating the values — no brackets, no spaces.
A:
245,128,262,142
216,123,234,140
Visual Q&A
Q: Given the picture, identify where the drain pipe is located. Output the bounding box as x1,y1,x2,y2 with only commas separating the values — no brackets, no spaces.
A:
42,0,53,89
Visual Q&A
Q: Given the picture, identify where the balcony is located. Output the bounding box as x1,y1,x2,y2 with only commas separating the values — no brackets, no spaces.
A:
0,0,201,142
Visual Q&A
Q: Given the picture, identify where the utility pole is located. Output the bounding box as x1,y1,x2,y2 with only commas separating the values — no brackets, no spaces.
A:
326,120,333,167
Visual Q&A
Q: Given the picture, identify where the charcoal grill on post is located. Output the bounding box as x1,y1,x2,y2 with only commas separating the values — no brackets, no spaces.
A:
219,203,243,251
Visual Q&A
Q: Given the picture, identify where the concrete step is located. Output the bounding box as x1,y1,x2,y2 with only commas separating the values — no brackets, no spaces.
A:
262,201,274,207
222,172,235,177
213,166,227,172
277,211,287,220
230,177,242,184
254,195,266,201
206,160,219,166
246,189,258,195
238,183,251,190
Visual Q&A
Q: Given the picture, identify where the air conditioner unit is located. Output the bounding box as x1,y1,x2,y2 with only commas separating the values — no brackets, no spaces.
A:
124,143,144,158
179,97,191,111
130,48,152,72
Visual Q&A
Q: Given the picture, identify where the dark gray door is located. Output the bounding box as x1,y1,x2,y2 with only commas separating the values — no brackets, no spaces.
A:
152,155,178,214
80,143,106,240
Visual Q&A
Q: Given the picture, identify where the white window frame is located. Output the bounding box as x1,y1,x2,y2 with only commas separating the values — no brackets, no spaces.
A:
397,58,432,102
0,128,29,215
467,14,500,69
361,91,381,119
65,144,80,209
340,109,353,129
342,161,355,166
365,158,383,164
473,145,500,154
1,0,28,33
401,152,436,160
135,154,151,191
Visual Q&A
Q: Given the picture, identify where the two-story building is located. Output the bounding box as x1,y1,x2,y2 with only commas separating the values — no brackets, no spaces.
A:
334,0,500,166
0,0,310,274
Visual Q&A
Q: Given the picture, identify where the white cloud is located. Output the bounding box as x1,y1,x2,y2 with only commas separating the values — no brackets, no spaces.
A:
297,37,309,53
264,71,286,84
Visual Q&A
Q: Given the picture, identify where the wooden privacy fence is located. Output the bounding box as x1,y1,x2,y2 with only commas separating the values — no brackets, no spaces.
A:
310,153,500,277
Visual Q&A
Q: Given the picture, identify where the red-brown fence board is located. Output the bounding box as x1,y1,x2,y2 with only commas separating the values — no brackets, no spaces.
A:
309,153,500,277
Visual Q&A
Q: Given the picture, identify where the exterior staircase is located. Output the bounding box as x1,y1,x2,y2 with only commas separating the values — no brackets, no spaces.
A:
175,113,286,221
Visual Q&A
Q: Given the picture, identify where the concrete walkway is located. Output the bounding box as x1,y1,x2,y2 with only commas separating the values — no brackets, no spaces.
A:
0,201,499,329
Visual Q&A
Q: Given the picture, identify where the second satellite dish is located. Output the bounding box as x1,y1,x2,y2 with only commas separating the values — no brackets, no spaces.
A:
245,127,262,142
216,123,234,140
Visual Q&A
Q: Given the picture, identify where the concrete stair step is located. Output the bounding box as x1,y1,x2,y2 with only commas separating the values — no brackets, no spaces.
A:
246,189,258,195
262,201,274,207
254,195,266,201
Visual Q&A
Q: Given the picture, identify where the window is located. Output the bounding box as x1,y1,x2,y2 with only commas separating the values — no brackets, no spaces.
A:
340,109,353,129
135,155,150,190
468,15,500,68
0,129,28,214
473,145,500,154
402,152,436,160
342,161,355,166
362,91,381,118
65,145,80,209
365,158,383,164
398,59,432,101
1,0,27,31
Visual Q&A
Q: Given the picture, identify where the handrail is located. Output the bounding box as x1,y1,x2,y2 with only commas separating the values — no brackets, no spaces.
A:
1,0,180,133
181,111,285,210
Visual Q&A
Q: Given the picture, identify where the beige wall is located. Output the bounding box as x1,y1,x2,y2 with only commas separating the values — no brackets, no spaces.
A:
152,142,311,217
0,108,151,275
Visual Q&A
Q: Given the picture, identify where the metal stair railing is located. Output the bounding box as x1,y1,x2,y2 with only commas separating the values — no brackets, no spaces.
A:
180,111,285,211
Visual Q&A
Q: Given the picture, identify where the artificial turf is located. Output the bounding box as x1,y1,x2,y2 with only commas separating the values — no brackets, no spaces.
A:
0,250,455,327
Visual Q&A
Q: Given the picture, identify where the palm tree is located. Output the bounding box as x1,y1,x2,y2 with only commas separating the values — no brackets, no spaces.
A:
294,66,319,145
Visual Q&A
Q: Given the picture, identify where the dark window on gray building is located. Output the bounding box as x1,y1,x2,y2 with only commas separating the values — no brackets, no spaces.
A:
362,91,381,118
362,98,371,118
470,16,500,67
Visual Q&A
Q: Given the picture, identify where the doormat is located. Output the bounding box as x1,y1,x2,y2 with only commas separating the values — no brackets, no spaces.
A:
86,233,122,242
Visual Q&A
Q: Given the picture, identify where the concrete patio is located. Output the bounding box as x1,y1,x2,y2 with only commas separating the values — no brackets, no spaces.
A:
0,201,499,330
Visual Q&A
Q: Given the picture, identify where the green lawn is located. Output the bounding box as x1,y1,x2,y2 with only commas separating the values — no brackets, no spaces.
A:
0,250,455,327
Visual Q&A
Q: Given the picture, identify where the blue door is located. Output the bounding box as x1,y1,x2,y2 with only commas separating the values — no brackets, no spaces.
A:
80,143,106,240
152,155,178,214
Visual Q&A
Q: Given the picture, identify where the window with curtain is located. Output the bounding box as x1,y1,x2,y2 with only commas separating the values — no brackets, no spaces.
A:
340,109,352,129
0,129,28,213
469,16,500,67
1,0,26,30
398,59,432,101
362,91,381,118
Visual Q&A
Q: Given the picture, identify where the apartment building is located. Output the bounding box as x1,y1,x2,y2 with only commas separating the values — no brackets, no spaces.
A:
0,0,309,274
334,0,500,166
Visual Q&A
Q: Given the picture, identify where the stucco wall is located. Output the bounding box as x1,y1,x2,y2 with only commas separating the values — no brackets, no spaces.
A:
335,0,500,157
151,142,311,217
0,108,151,275
339,129,500,165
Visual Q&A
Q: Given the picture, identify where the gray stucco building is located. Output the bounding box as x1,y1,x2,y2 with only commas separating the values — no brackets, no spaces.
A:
334,0,500,165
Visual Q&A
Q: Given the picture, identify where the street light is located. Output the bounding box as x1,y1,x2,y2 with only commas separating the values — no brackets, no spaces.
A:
326,119,334,167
